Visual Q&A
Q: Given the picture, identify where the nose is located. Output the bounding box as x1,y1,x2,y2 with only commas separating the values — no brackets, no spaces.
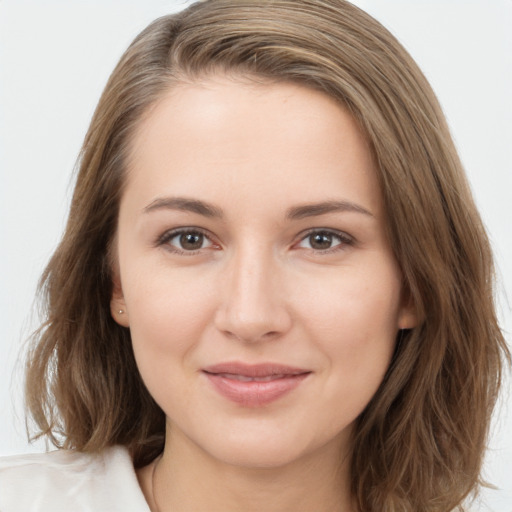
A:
214,247,292,343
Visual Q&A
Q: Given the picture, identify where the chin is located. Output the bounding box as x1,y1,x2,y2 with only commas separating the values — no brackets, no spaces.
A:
208,441,310,470
189,421,348,471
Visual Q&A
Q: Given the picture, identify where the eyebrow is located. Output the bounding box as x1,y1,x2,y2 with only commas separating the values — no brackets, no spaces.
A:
286,200,373,220
142,196,373,220
143,197,223,218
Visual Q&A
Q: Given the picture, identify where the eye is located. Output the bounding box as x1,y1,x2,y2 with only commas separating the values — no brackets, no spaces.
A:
158,228,215,253
296,230,353,252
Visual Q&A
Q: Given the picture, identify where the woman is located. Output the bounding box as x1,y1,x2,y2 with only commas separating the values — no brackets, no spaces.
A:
0,0,509,510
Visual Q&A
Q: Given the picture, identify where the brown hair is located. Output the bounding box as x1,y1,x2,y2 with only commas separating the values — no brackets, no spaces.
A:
25,1,509,510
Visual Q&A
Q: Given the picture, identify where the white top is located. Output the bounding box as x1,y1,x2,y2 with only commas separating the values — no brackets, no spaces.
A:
0,445,151,511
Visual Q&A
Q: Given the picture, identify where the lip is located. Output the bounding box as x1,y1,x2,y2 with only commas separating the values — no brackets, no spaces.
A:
202,362,311,407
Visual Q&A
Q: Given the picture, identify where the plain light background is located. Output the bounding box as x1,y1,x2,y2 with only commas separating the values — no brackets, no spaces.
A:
1,0,511,509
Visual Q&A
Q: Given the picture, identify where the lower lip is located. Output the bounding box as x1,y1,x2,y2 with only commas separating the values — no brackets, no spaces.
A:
204,372,310,407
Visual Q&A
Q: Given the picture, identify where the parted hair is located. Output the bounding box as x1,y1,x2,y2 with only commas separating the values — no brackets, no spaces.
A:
25,1,509,510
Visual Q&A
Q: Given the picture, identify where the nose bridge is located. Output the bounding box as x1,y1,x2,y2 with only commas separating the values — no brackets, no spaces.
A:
215,241,290,342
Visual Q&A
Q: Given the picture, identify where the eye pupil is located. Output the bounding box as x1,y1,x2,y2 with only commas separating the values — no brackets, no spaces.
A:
310,232,332,250
180,232,204,250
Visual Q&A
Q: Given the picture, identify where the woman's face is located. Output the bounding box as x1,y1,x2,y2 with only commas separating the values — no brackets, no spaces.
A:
112,76,416,469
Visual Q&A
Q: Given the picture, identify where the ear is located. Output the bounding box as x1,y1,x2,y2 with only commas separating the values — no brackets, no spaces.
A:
397,288,419,330
111,271,130,328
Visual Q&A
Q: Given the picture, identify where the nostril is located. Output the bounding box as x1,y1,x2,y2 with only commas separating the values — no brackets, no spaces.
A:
221,328,282,344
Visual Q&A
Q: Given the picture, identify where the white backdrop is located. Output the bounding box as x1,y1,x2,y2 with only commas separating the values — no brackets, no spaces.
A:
1,1,511,509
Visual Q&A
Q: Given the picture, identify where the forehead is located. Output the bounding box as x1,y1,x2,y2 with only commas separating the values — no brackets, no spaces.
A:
124,76,381,219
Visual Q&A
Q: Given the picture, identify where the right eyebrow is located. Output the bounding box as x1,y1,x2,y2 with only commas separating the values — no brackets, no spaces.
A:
142,196,224,218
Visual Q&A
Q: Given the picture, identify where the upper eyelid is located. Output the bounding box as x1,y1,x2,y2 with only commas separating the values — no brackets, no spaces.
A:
296,227,354,242
156,228,219,258
158,226,212,240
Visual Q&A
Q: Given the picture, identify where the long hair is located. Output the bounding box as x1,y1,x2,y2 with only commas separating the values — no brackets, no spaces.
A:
25,1,509,510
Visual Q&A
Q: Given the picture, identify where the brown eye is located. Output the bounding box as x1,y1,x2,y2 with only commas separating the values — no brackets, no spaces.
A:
179,232,205,251
309,232,334,250
296,230,353,252
160,229,214,253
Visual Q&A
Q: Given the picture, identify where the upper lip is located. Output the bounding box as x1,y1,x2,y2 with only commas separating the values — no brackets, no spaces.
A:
202,362,311,378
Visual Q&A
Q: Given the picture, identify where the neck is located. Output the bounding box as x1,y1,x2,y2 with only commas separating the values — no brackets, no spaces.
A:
138,425,354,512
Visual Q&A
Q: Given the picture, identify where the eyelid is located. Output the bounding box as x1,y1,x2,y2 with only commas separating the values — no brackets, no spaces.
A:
155,226,354,255
156,226,218,254
294,228,355,252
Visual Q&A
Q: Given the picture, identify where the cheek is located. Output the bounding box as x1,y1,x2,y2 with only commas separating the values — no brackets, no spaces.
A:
297,261,401,338
122,264,221,414
121,262,217,368
295,262,401,392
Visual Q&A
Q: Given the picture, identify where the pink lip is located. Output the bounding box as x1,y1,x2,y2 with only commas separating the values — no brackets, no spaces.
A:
202,362,311,407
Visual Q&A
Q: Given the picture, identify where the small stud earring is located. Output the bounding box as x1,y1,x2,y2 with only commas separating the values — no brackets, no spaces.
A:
118,309,124,314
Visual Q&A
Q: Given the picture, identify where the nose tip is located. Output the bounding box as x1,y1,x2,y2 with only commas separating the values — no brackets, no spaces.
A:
215,310,290,343
214,256,292,343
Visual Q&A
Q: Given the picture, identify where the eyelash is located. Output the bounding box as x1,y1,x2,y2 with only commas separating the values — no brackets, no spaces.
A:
296,229,354,254
156,227,215,255
156,227,354,255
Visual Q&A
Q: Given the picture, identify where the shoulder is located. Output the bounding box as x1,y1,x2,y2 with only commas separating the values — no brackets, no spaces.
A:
0,445,150,512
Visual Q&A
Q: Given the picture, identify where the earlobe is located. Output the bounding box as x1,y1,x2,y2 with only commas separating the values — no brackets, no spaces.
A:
111,273,130,327
397,307,418,330
111,298,130,327
397,289,420,330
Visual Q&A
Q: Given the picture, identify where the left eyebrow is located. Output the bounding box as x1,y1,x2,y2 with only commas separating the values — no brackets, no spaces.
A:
285,200,374,220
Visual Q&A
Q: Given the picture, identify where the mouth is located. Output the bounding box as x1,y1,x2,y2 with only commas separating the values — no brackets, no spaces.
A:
209,373,297,382
202,362,311,407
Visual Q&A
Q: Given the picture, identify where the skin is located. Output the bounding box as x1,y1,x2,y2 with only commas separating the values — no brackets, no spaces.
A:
111,76,417,512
